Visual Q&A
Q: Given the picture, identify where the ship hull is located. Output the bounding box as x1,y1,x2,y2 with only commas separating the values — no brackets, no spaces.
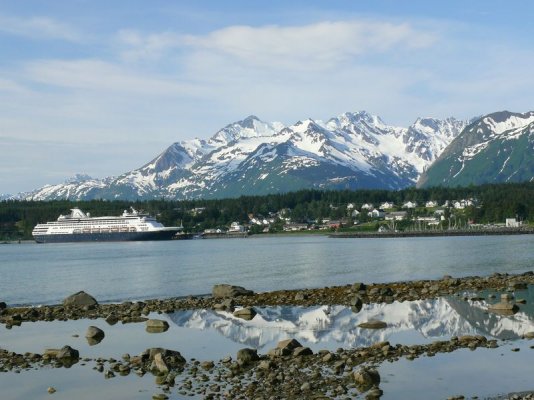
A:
33,229,181,243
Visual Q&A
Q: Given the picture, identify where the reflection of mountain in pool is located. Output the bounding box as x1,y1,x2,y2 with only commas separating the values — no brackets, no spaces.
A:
447,287,534,340
168,294,534,350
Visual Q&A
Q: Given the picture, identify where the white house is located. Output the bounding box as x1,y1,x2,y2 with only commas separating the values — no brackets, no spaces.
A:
351,209,360,218
453,201,464,209
347,203,355,210
425,201,438,208
506,218,522,228
380,202,395,209
283,223,308,231
361,203,374,210
370,209,386,218
228,222,245,233
403,201,417,209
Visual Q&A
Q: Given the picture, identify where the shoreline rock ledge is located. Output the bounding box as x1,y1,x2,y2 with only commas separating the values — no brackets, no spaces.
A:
63,291,98,307
212,284,254,298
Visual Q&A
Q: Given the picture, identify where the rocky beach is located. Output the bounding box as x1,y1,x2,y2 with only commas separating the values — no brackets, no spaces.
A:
2,272,534,399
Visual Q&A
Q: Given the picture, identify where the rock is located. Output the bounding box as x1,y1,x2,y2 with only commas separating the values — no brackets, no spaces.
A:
0,301,6,310
268,338,303,357
358,320,388,329
146,319,170,333
293,347,313,357
151,353,169,374
200,361,214,370
145,348,186,364
63,291,98,307
85,326,105,341
322,352,335,362
56,345,79,360
233,307,257,321
47,387,56,394
350,295,363,312
105,313,118,325
294,292,307,301
236,348,259,365
353,367,380,388
488,302,519,315
276,338,302,352
523,332,534,339
300,382,311,391
222,298,235,311
352,282,367,291
380,287,394,296
508,281,528,290
43,349,60,358
152,394,168,400
366,387,384,399
212,284,254,298
258,360,274,370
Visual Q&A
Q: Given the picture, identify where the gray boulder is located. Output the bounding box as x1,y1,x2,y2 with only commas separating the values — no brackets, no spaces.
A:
85,326,105,339
236,348,259,365
358,320,388,329
63,291,98,307
353,367,380,387
293,347,313,357
0,301,6,310
233,307,257,321
212,284,254,298
350,295,363,312
144,348,186,364
56,345,79,359
146,319,170,333
85,326,105,345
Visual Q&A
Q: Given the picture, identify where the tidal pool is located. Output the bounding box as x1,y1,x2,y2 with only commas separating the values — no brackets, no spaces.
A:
2,288,534,399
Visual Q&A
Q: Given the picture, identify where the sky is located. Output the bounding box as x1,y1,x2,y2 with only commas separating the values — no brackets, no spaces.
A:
1,0,534,194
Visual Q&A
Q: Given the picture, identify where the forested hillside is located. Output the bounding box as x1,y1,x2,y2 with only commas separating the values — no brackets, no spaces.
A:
1,182,533,240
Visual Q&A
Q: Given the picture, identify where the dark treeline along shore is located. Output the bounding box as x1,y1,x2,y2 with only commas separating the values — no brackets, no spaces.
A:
1,182,534,240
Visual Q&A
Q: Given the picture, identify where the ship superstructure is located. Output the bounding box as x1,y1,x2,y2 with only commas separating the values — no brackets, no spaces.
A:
32,208,182,243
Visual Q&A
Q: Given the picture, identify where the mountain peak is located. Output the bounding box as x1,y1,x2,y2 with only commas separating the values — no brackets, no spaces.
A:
64,173,93,184
481,110,534,135
209,116,284,145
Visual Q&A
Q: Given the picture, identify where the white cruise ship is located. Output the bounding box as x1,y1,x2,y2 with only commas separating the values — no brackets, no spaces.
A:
32,208,182,243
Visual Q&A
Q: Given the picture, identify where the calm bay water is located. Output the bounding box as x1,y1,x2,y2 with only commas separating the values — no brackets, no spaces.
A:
1,234,534,306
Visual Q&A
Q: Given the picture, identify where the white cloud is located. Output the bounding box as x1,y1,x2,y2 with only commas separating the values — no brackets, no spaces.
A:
182,20,437,70
23,59,197,96
116,30,182,61
0,13,82,42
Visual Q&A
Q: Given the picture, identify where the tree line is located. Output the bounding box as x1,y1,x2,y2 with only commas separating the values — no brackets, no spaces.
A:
1,182,533,240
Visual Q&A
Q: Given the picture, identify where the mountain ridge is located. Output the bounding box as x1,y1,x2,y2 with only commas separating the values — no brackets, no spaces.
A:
8,111,468,200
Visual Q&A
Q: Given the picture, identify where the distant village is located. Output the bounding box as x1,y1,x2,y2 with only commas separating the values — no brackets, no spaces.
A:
193,198,524,235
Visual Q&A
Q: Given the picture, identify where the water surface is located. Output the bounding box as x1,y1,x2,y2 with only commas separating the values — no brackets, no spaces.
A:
1,235,534,305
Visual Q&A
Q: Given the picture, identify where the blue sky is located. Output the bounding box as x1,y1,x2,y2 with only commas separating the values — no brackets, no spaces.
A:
1,0,534,194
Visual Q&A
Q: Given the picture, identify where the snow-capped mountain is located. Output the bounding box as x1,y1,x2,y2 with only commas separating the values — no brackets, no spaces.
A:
418,111,534,188
18,112,466,200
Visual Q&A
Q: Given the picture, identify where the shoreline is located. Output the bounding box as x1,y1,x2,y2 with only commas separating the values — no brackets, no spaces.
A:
2,270,533,323
330,227,534,238
2,271,534,399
